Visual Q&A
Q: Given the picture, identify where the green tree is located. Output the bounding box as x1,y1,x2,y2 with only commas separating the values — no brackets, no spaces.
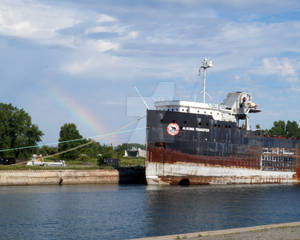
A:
58,123,84,160
268,120,286,136
0,103,43,158
99,144,114,159
286,120,300,138
81,142,101,158
37,145,58,157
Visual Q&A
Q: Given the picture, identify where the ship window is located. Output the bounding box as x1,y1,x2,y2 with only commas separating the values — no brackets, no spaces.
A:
160,119,163,123
172,120,175,123
210,112,212,114
176,108,178,111
218,124,221,127
204,111,206,114
199,122,202,126
206,123,209,126
184,121,187,124
214,124,217,127
217,113,219,115
172,109,174,111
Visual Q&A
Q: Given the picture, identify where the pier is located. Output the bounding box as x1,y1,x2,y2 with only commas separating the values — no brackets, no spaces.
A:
132,222,300,240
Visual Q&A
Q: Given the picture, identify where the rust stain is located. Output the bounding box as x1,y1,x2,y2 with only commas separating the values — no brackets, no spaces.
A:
296,144,300,183
147,145,261,169
159,175,287,185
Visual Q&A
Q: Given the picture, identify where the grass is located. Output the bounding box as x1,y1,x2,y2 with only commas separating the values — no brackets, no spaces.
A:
0,164,114,171
0,156,145,170
119,157,145,167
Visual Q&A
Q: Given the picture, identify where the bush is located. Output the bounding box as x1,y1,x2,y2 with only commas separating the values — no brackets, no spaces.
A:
78,154,89,162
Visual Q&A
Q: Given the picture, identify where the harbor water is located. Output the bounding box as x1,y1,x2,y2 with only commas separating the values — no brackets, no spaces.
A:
1,184,300,240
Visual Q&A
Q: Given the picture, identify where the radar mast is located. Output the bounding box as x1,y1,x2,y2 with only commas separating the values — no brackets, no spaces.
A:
199,58,213,103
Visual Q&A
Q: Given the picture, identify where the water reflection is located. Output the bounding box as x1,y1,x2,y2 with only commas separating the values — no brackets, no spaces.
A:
143,184,300,237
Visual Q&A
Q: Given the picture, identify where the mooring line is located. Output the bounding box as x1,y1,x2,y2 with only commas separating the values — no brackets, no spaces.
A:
0,115,145,154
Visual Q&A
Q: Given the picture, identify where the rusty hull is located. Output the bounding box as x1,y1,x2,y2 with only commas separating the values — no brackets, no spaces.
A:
148,145,261,169
146,146,297,185
296,144,300,182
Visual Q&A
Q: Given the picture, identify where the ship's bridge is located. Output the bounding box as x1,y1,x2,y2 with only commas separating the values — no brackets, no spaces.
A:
154,100,236,122
154,91,261,129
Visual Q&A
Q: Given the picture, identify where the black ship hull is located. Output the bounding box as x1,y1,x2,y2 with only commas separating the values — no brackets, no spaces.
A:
146,110,300,185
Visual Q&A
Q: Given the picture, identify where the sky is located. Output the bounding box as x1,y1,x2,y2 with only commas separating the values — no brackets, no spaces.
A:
1,0,300,146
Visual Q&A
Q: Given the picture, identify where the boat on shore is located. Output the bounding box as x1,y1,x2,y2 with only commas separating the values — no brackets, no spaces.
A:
145,58,300,185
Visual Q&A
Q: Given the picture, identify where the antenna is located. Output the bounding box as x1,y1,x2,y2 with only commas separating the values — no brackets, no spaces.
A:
199,58,213,103
134,86,149,109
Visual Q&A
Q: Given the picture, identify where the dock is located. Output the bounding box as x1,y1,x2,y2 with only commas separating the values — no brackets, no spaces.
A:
131,221,300,240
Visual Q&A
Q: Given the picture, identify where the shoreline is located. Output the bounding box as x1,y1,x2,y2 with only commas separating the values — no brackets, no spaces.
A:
0,167,146,186
131,221,300,240
0,169,119,185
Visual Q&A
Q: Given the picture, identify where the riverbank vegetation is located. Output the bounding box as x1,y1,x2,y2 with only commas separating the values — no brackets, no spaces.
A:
257,120,300,138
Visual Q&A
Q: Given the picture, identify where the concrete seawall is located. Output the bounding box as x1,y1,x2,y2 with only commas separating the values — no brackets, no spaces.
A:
131,221,300,240
0,169,120,186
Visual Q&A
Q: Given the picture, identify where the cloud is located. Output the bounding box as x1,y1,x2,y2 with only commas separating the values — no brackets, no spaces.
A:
84,25,128,35
254,57,298,82
96,14,117,23
0,0,81,47
87,39,120,52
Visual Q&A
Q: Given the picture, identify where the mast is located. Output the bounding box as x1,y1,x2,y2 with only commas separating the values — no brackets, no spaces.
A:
200,58,213,103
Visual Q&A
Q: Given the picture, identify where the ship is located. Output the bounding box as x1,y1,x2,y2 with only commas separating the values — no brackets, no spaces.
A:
146,58,300,185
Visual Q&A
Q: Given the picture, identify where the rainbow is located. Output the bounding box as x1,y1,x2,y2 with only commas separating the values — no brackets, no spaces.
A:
46,84,119,144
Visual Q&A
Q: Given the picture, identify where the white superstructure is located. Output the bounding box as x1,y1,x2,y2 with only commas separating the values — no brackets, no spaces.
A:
154,58,261,130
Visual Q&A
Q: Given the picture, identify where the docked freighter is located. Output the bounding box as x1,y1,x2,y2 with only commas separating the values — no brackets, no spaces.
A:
146,58,300,185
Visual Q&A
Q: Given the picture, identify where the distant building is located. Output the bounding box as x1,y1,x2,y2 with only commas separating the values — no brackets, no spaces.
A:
124,147,146,158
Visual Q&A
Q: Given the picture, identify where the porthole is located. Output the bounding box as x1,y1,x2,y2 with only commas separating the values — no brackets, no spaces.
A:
184,121,187,124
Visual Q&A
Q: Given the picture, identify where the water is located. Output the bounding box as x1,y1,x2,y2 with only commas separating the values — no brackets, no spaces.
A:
1,184,300,240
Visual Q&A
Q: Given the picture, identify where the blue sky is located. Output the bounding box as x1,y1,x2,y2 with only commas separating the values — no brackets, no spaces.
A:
1,0,300,146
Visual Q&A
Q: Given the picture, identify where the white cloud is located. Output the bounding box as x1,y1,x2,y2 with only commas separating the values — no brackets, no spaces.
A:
96,14,117,23
127,31,139,39
0,0,81,47
61,54,123,75
255,58,299,82
84,25,127,35
87,40,120,52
